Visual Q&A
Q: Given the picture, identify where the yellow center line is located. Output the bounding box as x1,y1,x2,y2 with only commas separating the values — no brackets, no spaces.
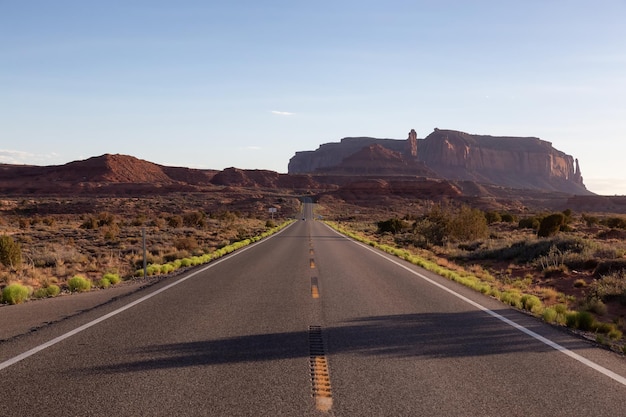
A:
311,284,320,299
309,326,333,412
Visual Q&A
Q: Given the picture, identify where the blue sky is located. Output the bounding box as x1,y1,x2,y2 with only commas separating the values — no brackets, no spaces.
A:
2,1,625,195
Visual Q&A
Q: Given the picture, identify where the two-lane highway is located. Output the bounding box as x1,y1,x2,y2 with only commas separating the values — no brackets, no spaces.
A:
1,202,626,416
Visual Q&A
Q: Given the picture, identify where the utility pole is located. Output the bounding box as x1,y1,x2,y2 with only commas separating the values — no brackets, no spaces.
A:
142,228,147,279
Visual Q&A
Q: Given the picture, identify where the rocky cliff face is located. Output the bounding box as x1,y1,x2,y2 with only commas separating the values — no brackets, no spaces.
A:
288,137,406,174
288,128,590,194
418,129,586,193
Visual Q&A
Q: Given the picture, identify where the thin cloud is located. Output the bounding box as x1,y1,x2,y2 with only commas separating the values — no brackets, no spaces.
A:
271,110,294,116
0,149,59,165
239,146,261,151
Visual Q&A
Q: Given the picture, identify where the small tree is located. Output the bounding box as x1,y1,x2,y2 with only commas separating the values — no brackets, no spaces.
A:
377,218,408,234
447,206,489,241
0,235,22,268
537,213,566,237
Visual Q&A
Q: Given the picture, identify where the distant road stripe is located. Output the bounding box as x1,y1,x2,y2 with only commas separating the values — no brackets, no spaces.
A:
0,223,294,372
323,224,626,387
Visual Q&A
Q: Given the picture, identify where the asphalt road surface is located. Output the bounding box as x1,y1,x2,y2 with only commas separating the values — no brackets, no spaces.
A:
2,203,626,416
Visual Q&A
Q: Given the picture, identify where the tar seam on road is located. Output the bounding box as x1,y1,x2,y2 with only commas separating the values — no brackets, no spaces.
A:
0,222,296,372
321,223,626,388
309,325,333,412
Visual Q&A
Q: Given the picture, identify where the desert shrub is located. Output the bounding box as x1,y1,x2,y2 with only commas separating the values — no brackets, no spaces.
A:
163,251,189,262
582,213,599,226
542,308,557,323
266,220,276,228
98,278,111,289
167,215,183,228
2,283,30,304
131,214,146,226
609,328,623,340
594,260,626,277
67,275,92,292
46,284,60,297
102,223,120,241
377,218,408,234
447,206,489,242
0,235,22,268
537,213,566,237
175,236,198,251
33,288,49,299
573,279,587,288
583,297,607,316
602,216,626,229
466,237,585,266
484,211,501,224
500,291,522,308
565,311,579,328
33,284,60,299
587,272,626,304
577,311,596,331
97,212,115,227
500,213,516,223
183,211,207,228
519,217,541,230
412,204,488,246
103,273,121,285
521,294,543,313
80,217,98,229
180,258,193,267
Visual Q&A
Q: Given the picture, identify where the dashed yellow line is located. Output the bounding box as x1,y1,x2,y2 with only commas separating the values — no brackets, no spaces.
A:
310,258,315,269
311,284,320,299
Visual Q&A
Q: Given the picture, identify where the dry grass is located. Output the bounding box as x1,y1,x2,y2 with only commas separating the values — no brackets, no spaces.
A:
0,192,300,296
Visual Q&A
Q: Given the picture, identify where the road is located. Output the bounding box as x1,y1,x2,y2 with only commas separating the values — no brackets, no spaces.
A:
1,202,626,416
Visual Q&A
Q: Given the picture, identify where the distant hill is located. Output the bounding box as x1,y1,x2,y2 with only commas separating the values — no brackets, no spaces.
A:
0,154,218,194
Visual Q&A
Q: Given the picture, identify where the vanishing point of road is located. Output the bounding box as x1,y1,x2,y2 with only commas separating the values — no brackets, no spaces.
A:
1,202,626,416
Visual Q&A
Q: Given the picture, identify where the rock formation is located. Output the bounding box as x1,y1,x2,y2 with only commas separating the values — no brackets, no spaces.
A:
288,128,590,195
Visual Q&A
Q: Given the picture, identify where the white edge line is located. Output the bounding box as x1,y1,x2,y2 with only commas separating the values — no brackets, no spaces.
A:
0,223,294,372
323,223,626,387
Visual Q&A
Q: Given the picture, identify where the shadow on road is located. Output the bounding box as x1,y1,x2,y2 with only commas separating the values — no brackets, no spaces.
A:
83,311,582,374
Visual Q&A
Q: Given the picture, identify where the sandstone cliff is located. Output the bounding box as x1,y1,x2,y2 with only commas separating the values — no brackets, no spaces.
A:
288,128,590,195
418,129,586,194
316,144,436,176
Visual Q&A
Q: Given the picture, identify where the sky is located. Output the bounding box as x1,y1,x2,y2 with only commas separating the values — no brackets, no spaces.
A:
1,1,625,195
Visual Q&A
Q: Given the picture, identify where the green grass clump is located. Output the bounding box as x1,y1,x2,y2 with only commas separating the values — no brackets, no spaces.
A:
33,284,61,299
103,273,121,285
576,311,596,331
609,328,623,341
2,283,30,304
46,284,60,297
98,278,111,289
500,291,522,308
542,307,557,323
521,294,543,314
68,275,92,292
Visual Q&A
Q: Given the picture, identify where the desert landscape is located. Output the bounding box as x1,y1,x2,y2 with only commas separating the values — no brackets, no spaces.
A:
2,129,626,352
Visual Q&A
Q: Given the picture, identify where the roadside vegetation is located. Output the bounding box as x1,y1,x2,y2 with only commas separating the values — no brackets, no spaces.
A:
324,203,626,353
0,194,298,305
